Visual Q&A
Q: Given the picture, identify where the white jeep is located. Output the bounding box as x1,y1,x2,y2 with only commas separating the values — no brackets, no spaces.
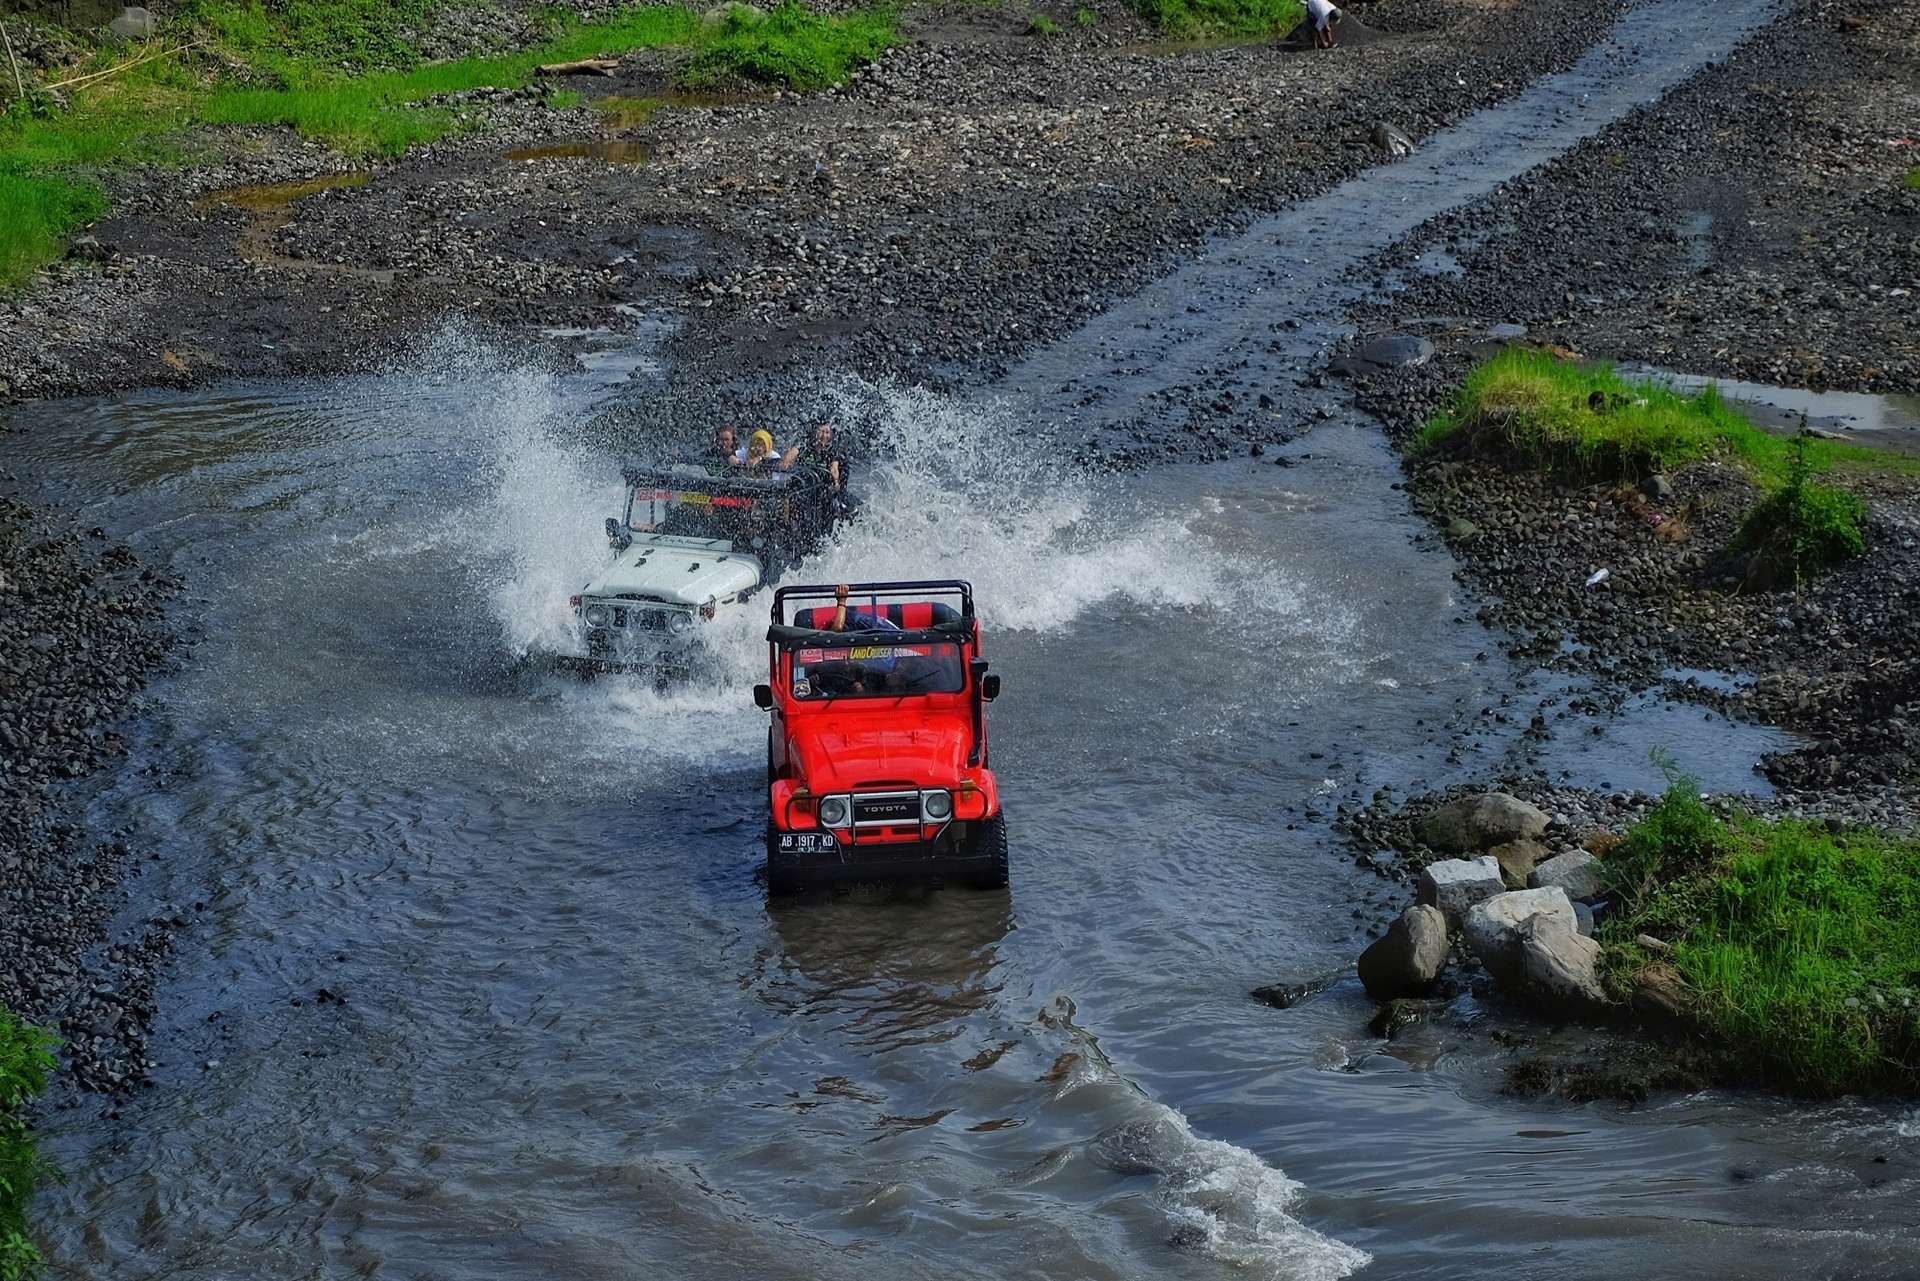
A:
557,465,841,677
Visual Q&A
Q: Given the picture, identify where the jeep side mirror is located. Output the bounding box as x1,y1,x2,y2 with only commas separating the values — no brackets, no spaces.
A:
605,517,631,551
981,674,1001,702
753,684,774,710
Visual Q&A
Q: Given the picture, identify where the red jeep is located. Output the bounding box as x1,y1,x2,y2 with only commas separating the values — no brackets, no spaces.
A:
753,580,1007,892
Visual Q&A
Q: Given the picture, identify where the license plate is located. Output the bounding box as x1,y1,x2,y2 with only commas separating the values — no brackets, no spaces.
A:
777,832,840,855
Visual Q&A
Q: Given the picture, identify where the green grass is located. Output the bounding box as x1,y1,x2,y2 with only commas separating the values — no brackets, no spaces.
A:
1130,0,1303,37
1601,783,1920,1093
0,171,108,286
0,1,897,285
0,1010,56,1281
1418,347,1918,483
680,1,898,92
1731,432,1866,585
1905,167,1920,192
1076,4,1097,23
1029,12,1061,34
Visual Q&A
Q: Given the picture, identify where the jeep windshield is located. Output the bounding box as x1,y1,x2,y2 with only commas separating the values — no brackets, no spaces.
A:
789,641,966,700
627,484,767,542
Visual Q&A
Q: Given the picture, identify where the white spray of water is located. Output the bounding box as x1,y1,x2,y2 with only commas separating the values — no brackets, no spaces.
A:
457,359,1361,758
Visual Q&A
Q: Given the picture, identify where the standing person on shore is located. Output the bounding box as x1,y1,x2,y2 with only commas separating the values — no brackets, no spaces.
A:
1307,0,1342,47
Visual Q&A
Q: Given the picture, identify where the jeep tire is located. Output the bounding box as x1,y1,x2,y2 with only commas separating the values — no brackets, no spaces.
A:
966,811,1009,889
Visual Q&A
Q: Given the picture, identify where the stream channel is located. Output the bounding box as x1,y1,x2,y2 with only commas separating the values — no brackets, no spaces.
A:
9,0,1920,1276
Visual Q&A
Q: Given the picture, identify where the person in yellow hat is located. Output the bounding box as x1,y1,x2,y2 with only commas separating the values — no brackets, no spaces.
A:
737,428,799,471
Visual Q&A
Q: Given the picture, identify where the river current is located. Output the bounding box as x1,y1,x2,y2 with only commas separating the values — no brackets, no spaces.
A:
11,0,1920,1276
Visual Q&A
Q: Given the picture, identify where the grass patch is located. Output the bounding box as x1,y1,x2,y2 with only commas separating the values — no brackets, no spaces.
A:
680,1,898,92
1730,432,1865,585
177,0,440,71
0,170,108,287
1076,4,1097,22
594,94,669,127
1601,782,1920,1094
546,88,585,109
0,1010,57,1281
1418,346,1916,483
1029,12,1061,34
1905,167,1920,192
1131,0,1303,37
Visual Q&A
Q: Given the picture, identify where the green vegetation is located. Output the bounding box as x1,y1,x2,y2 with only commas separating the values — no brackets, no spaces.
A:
1601,782,1920,1094
1130,0,1302,38
1905,167,1920,192
0,1011,57,1281
681,2,898,92
1731,432,1865,585
0,0,899,286
0,171,107,287
1029,12,1061,34
1076,4,1097,23
1420,348,1920,482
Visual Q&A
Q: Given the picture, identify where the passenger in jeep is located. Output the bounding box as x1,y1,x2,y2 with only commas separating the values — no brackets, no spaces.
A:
823,583,901,632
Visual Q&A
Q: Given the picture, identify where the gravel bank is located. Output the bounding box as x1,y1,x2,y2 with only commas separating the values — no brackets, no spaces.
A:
0,491,181,1096
0,0,1626,403
1343,0,1920,824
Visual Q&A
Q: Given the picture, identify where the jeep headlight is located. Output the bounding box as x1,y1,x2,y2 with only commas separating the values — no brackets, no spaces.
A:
922,789,952,821
667,611,692,634
818,795,851,828
584,603,610,627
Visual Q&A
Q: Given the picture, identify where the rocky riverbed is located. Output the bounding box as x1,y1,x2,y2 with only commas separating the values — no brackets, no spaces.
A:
1343,0,1920,826
0,0,1625,403
0,486,180,1097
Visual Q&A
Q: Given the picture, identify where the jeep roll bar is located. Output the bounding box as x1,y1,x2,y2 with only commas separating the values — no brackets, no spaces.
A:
769,579,976,625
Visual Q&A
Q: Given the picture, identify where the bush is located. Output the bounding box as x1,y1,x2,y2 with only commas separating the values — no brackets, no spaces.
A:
680,2,899,91
1601,783,1920,1093
0,1010,56,1281
1731,432,1866,586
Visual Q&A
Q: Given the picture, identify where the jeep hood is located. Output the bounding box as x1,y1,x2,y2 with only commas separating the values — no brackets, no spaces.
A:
582,537,762,608
788,714,973,792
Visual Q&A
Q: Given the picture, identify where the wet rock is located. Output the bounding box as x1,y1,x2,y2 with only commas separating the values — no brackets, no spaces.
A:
1641,473,1674,500
1631,962,1694,1029
1530,849,1603,900
1368,997,1432,1039
1446,516,1481,542
1490,837,1549,888
1357,904,1448,999
1419,791,1549,852
1370,122,1416,157
1415,855,1504,926
1464,887,1576,983
1516,912,1608,1008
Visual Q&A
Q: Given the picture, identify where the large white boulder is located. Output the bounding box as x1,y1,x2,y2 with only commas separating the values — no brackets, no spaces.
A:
1516,913,1608,1008
1416,855,1505,927
1358,904,1449,1000
1530,850,1604,902
1464,887,1576,983
1419,791,1549,852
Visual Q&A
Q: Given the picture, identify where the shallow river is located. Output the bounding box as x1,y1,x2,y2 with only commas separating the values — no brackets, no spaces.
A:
12,0,1920,1277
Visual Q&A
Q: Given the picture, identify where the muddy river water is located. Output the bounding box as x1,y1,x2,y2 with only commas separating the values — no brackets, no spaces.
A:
11,1,1920,1277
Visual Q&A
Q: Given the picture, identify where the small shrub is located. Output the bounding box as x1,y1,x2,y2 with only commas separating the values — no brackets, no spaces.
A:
0,1010,57,1281
1905,167,1920,192
1076,4,1096,23
1029,12,1061,34
681,2,898,91
1732,431,1866,586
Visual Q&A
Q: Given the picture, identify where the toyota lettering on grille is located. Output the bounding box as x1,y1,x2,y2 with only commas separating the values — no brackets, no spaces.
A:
854,796,919,824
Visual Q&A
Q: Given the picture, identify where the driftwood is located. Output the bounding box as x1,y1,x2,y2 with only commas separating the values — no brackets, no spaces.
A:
2,22,23,101
45,39,205,92
535,57,618,76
